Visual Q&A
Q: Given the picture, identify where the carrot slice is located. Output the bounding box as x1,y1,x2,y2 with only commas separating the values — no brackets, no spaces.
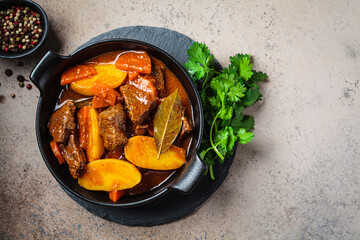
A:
61,65,97,85
90,82,117,106
109,190,126,202
91,96,111,108
128,71,139,81
77,106,90,150
50,140,65,164
91,87,123,108
115,51,151,74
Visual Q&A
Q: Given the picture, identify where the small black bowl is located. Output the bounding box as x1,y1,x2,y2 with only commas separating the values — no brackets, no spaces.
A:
0,0,49,59
30,39,207,208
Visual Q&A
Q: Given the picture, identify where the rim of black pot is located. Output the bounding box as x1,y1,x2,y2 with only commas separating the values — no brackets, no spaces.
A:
34,38,204,208
0,0,49,59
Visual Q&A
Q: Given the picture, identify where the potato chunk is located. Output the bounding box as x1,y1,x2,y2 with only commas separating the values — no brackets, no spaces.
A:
87,106,105,162
78,159,141,191
70,65,127,96
124,136,186,170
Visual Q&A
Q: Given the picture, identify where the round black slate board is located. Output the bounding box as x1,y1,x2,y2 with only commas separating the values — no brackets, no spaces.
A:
62,26,235,226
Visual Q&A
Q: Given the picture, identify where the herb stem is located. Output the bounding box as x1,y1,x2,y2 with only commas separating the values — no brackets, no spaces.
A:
209,165,215,180
202,68,210,90
201,147,212,159
210,110,225,160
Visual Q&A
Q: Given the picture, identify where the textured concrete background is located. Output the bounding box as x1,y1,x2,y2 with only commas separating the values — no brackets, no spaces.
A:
0,0,359,239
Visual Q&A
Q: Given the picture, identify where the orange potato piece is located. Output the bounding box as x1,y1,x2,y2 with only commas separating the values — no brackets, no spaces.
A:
61,65,97,85
70,65,127,96
124,136,186,170
78,159,141,191
115,51,151,74
87,106,105,162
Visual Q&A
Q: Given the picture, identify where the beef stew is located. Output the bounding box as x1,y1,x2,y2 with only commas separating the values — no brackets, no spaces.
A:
48,50,194,202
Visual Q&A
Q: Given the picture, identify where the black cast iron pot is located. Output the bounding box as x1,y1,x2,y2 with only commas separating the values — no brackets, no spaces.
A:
30,39,206,207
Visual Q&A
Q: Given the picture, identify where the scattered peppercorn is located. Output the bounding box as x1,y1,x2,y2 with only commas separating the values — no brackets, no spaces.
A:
26,83,32,89
19,82,24,88
5,69,13,76
17,75,25,82
11,93,15,98
0,6,43,53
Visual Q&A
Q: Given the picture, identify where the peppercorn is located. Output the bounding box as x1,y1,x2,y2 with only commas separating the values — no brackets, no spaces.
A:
26,84,32,90
5,69,13,76
17,75,25,82
0,5,43,53
19,82,25,88
11,93,15,98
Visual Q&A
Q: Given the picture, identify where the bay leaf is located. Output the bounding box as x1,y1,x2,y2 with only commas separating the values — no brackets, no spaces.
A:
154,90,183,158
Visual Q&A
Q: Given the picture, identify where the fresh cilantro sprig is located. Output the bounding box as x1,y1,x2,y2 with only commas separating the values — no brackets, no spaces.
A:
185,42,267,180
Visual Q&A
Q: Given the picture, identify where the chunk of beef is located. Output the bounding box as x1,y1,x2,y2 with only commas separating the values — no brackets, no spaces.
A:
129,74,158,97
48,101,76,143
151,57,167,98
62,134,86,179
127,121,148,137
99,104,128,151
120,84,158,126
177,109,194,143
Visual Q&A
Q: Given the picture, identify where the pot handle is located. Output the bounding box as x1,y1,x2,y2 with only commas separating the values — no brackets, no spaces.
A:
30,51,68,94
170,152,207,194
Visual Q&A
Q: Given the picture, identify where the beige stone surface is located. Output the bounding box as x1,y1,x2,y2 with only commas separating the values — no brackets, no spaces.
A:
1,0,360,239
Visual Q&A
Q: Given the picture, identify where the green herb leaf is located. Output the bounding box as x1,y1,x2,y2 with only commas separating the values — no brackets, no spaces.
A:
184,42,215,85
219,106,233,120
250,71,268,82
227,127,237,151
237,128,254,144
230,54,253,81
242,87,261,107
230,106,244,131
184,42,266,180
228,82,247,102
232,115,255,132
208,95,221,109
184,60,206,81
